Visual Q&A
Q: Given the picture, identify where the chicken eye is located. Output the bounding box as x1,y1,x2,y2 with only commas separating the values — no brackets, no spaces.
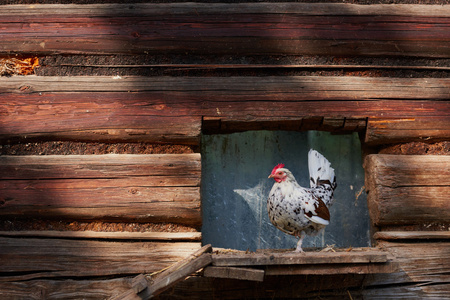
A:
277,171,283,175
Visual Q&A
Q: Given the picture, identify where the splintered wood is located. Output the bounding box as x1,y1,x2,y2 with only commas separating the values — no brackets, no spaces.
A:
114,244,213,300
115,246,394,299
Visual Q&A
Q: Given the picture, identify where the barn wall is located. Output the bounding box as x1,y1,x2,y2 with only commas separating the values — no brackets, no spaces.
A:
0,1,448,299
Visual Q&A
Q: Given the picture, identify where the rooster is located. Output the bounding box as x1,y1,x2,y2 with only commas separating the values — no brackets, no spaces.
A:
267,149,336,252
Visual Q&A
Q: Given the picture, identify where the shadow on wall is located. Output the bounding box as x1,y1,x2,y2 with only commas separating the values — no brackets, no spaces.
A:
201,130,370,251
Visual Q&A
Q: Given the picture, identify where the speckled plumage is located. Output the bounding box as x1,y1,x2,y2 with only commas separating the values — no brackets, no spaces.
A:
267,149,336,252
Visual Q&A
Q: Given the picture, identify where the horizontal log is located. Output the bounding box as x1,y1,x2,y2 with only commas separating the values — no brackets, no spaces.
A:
212,250,388,267
5,3,450,17
368,186,449,226
365,154,450,188
0,277,135,300
0,76,449,141
1,4,450,57
374,231,450,240
365,118,450,145
2,76,449,99
0,154,201,225
41,62,450,73
365,155,450,226
0,237,201,281
0,154,201,180
0,231,201,241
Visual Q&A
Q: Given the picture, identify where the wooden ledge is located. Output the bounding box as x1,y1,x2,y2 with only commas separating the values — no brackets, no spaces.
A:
208,248,396,276
212,248,389,266
374,231,450,240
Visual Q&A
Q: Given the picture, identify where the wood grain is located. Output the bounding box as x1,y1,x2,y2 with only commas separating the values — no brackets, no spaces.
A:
0,76,449,142
0,277,135,300
150,242,448,299
0,154,200,179
211,250,388,267
265,263,396,275
1,4,449,57
0,231,201,241
365,118,450,145
0,237,201,281
365,154,450,226
203,266,265,282
363,241,450,299
0,154,201,225
141,245,213,299
374,231,450,240
2,76,449,99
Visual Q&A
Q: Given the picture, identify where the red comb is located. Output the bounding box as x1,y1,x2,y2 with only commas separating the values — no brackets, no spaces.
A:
271,163,285,175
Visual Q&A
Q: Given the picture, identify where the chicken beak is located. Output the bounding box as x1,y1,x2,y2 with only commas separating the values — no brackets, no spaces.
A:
268,174,274,179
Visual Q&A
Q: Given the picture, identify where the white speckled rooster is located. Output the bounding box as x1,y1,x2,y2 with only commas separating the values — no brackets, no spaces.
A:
268,149,337,252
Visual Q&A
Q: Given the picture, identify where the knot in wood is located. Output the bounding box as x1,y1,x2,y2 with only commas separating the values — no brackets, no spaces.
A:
129,188,138,194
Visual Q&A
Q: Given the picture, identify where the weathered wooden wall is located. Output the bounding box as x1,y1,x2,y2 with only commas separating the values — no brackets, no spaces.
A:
0,1,449,299
363,154,450,299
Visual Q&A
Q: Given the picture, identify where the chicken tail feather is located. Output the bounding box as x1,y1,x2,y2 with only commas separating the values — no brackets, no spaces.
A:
308,149,336,190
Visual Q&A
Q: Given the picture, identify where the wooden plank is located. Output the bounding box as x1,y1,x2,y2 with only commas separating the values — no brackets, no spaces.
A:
0,154,201,225
0,231,201,241
139,244,213,299
0,277,136,300
365,118,450,145
111,274,149,300
212,250,388,267
365,154,450,226
265,262,396,275
203,266,265,282
374,231,450,240
0,237,201,281
1,4,450,57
